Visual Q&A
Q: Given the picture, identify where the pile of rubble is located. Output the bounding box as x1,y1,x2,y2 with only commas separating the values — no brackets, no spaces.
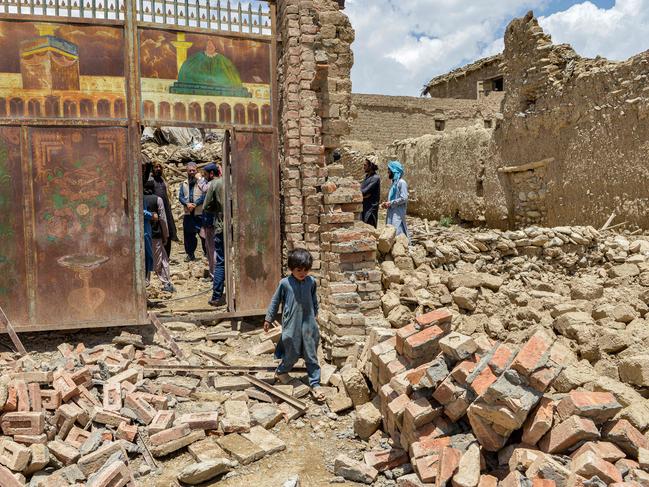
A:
329,307,649,486
0,323,321,486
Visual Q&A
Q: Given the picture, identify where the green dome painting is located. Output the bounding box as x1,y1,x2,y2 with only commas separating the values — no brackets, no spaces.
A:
170,41,252,97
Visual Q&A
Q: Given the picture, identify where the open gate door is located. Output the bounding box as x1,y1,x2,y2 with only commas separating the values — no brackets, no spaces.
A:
224,129,281,315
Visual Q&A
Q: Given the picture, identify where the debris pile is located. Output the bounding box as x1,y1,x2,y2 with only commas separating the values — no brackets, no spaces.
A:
0,324,314,486
333,307,649,486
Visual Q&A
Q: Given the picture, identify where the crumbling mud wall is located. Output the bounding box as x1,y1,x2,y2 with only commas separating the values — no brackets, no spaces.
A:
389,12,649,230
496,12,649,229
348,94,502,150
423,54,503,99
387,126,508,226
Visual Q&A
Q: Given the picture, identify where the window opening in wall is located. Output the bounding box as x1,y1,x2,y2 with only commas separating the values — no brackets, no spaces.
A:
484,76,504,92
435,119,445,131
484,119,493,129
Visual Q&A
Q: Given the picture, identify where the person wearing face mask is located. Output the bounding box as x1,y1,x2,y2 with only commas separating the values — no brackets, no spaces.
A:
381,160,409,239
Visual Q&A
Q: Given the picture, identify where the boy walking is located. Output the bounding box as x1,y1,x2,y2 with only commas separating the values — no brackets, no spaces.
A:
264,249,325,401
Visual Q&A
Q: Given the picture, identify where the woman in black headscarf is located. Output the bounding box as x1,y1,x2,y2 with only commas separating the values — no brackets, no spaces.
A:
360,157,380,227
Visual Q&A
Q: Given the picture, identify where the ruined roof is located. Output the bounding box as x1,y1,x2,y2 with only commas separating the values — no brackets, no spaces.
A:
422,54,503,95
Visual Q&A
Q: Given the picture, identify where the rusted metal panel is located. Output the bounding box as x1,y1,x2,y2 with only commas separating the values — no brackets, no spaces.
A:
25,127,139,329
0,20,127,121
139,28,272,127
0,127,28,324
228,130,280,313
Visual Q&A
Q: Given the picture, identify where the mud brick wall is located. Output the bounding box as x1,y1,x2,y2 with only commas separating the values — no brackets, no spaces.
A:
424,56,503,100
385,12,649,230
347,94,503,150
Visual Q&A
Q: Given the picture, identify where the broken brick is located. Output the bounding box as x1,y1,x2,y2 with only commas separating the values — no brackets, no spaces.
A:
556,390,622,424
538,416,599,454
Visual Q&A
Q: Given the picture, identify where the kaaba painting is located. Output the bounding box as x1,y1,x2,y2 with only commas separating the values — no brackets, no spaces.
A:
0,21,126,119
139,29,272,125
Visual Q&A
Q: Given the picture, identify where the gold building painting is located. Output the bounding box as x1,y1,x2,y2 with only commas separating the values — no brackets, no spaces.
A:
0,20,272,125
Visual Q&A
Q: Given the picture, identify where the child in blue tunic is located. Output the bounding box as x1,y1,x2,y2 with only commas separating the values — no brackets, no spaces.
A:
264,249,324,401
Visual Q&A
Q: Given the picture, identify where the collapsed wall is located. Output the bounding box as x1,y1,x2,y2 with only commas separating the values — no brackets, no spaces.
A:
347,94,502,151
385,12,649,230
387,126,506,226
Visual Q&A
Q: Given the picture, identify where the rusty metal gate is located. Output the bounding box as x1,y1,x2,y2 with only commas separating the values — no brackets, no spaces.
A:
0,0,280,331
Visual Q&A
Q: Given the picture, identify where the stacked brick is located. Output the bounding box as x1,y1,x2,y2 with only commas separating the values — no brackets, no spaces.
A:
359,308,649,486
0,336,289,485
317,165,382,363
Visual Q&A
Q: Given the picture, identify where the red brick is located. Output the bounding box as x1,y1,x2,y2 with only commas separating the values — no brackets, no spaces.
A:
70,366,93,387
405,362,432,387
570,441,626,462
451,359,478,384
116,421,138,442
384,358,407,382
160,382,192,397
103,382,122,412
573,450,622,484
403,325,446,360
14,381,29,412
522,397,555,445
27,383,41,412
149,424,190,446
466,409,507,452
532,480,556,487
556,391,622,424
432,377,473,422
468,365,497,396
488,343,517,374
436,446,461,487
48,439,80,465
387,394,410,430
510,330,554,377
529,365,562,392
78,384,101,407
364,447,408,472
87,460,135,487
2,386,16,412
134,391,167,410
410,435,451,460
93,409,129,427
52,371,79,401
177,412,219,430
0,439,30,471
396,324,419,355
65,425,92,449
405,416,456,450
478,475,498,487
603,419,649,458
404,398,437,430
0,464,22,487
500,471,528,487
124,394,156,425
40,390,61,410
416,308,452,329
149,410,175,435
1,412,45,435
13,434,47,445
415,454,439,483
538,416,599,454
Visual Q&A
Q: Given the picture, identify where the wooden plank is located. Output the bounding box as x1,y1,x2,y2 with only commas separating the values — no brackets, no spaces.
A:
499,157,554,174
197,350,307,414
0,307,27,356
149,312,186,359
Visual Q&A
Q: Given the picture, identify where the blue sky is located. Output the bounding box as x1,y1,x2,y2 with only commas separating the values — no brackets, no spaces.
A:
346,0,648,96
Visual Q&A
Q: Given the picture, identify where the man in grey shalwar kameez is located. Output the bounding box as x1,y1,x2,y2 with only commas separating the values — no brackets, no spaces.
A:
264,249,323,399
383,160,409,239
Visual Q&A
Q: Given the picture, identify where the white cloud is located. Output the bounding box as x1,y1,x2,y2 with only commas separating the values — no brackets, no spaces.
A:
346,0,545,96
346,0,649,96
539,0,649,61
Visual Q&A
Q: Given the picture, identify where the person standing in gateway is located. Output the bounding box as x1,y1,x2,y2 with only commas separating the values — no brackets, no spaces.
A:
178,162,206,262
203,163,226,307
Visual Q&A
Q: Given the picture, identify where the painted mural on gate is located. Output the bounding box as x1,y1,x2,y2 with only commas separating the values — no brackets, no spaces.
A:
0,127,28,324
0,21,126,119
30,127,136,326
139,29,272,125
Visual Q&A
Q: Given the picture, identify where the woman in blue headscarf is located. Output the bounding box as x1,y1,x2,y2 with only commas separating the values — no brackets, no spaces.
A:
382,160,409,239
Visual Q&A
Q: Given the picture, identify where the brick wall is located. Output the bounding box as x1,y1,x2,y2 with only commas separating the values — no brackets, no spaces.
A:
347,93,503,150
